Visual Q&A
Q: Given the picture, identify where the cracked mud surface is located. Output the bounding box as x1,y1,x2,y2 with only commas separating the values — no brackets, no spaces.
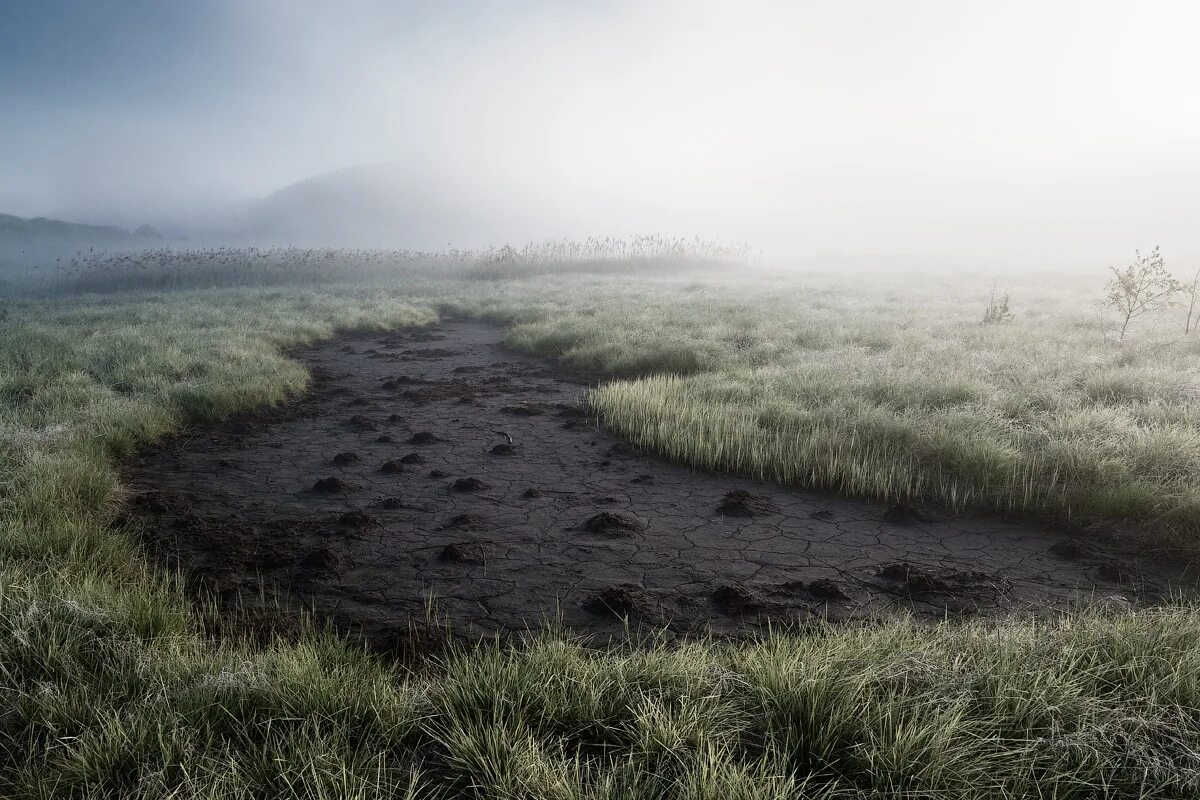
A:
125,320,1199,642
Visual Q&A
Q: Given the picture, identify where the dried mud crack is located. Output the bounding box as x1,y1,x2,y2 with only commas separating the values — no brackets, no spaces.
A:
125,320,1199,643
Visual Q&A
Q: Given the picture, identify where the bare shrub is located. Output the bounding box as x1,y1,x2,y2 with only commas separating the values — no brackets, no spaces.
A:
1104,246,1182,342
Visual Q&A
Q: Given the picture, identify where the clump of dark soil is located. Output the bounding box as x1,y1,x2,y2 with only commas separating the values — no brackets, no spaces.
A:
408,431,440,444
439,541,486,562
348,414,377,431
330,451,360,466
876,562,949,592
373,497,405,510
1048,540,1091,559
400,452,426,464
882,502,930,526
522,488,544,499
490,443,516,456
501,403,545,416
443,512,490,530
629,474,656,485
810,509,836,521
582,511,644,536
587,584,658,618
450,478,489,492
311,477,349,493
808,578,850,601
712,582,761,613
716,489,780,517
429,469,448,478
298,548,343,576
379,460,405,474
876,562,1001,597
376,434,395,443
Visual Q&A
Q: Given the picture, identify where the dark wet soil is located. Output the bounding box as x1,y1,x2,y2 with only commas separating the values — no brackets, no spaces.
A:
125,321,1198,642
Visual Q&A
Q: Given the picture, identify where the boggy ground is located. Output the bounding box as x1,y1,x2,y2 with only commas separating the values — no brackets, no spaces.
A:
125,320,1198,642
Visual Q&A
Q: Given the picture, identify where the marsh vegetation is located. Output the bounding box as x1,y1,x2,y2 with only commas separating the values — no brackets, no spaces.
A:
2,247,1199,797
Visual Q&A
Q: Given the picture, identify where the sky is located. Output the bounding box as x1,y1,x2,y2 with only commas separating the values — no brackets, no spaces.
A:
2,0,1199,261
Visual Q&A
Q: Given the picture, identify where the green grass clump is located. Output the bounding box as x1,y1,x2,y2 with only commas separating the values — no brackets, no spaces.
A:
2,259,1200,795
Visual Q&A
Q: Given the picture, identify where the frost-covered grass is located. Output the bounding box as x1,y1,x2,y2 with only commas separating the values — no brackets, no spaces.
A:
2,260,1199,796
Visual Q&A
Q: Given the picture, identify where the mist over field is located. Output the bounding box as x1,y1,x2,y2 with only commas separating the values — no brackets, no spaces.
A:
9,4,1200,797
3,0,1199,263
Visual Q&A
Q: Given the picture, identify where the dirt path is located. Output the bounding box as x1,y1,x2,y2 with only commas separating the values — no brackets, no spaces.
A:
125,320,1198,642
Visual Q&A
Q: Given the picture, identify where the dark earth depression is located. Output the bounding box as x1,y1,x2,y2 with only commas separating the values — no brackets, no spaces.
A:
125,320,1199,643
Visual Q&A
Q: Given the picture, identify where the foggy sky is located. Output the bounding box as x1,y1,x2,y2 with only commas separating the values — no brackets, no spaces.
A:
2,0,1199,261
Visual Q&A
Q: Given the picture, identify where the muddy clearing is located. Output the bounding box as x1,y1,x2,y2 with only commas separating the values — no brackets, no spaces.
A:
125,321,1198,642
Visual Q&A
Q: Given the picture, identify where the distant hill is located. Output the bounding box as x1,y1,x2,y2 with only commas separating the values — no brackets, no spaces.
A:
0,213,175,280
0,213,165,249
246,163,494,248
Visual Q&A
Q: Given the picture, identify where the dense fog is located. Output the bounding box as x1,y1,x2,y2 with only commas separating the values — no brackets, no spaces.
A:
2,0,1199,263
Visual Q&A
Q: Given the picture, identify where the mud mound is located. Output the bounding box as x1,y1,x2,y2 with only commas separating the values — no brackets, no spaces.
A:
450,478,489,492
399,452,426,464
408,431,440,445
298,548,343,576
716,489,780,517
712,582,762,613
490,443,516,456
439,541,486,562
876,562,1005,596
587,584,660,618
443,512,491,530
348,414,377,431
1048,540,1091,559
379,460,405,474
331,451,360,466
372,497,406,510
807,578,850,601
311,477,349,493
882,502,931,526
582,511,644,536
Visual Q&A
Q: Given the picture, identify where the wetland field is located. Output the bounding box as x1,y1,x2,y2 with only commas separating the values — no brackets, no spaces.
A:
2,249,1200,797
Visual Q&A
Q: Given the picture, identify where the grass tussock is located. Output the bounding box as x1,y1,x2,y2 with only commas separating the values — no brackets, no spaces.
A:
2,259,1200,795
